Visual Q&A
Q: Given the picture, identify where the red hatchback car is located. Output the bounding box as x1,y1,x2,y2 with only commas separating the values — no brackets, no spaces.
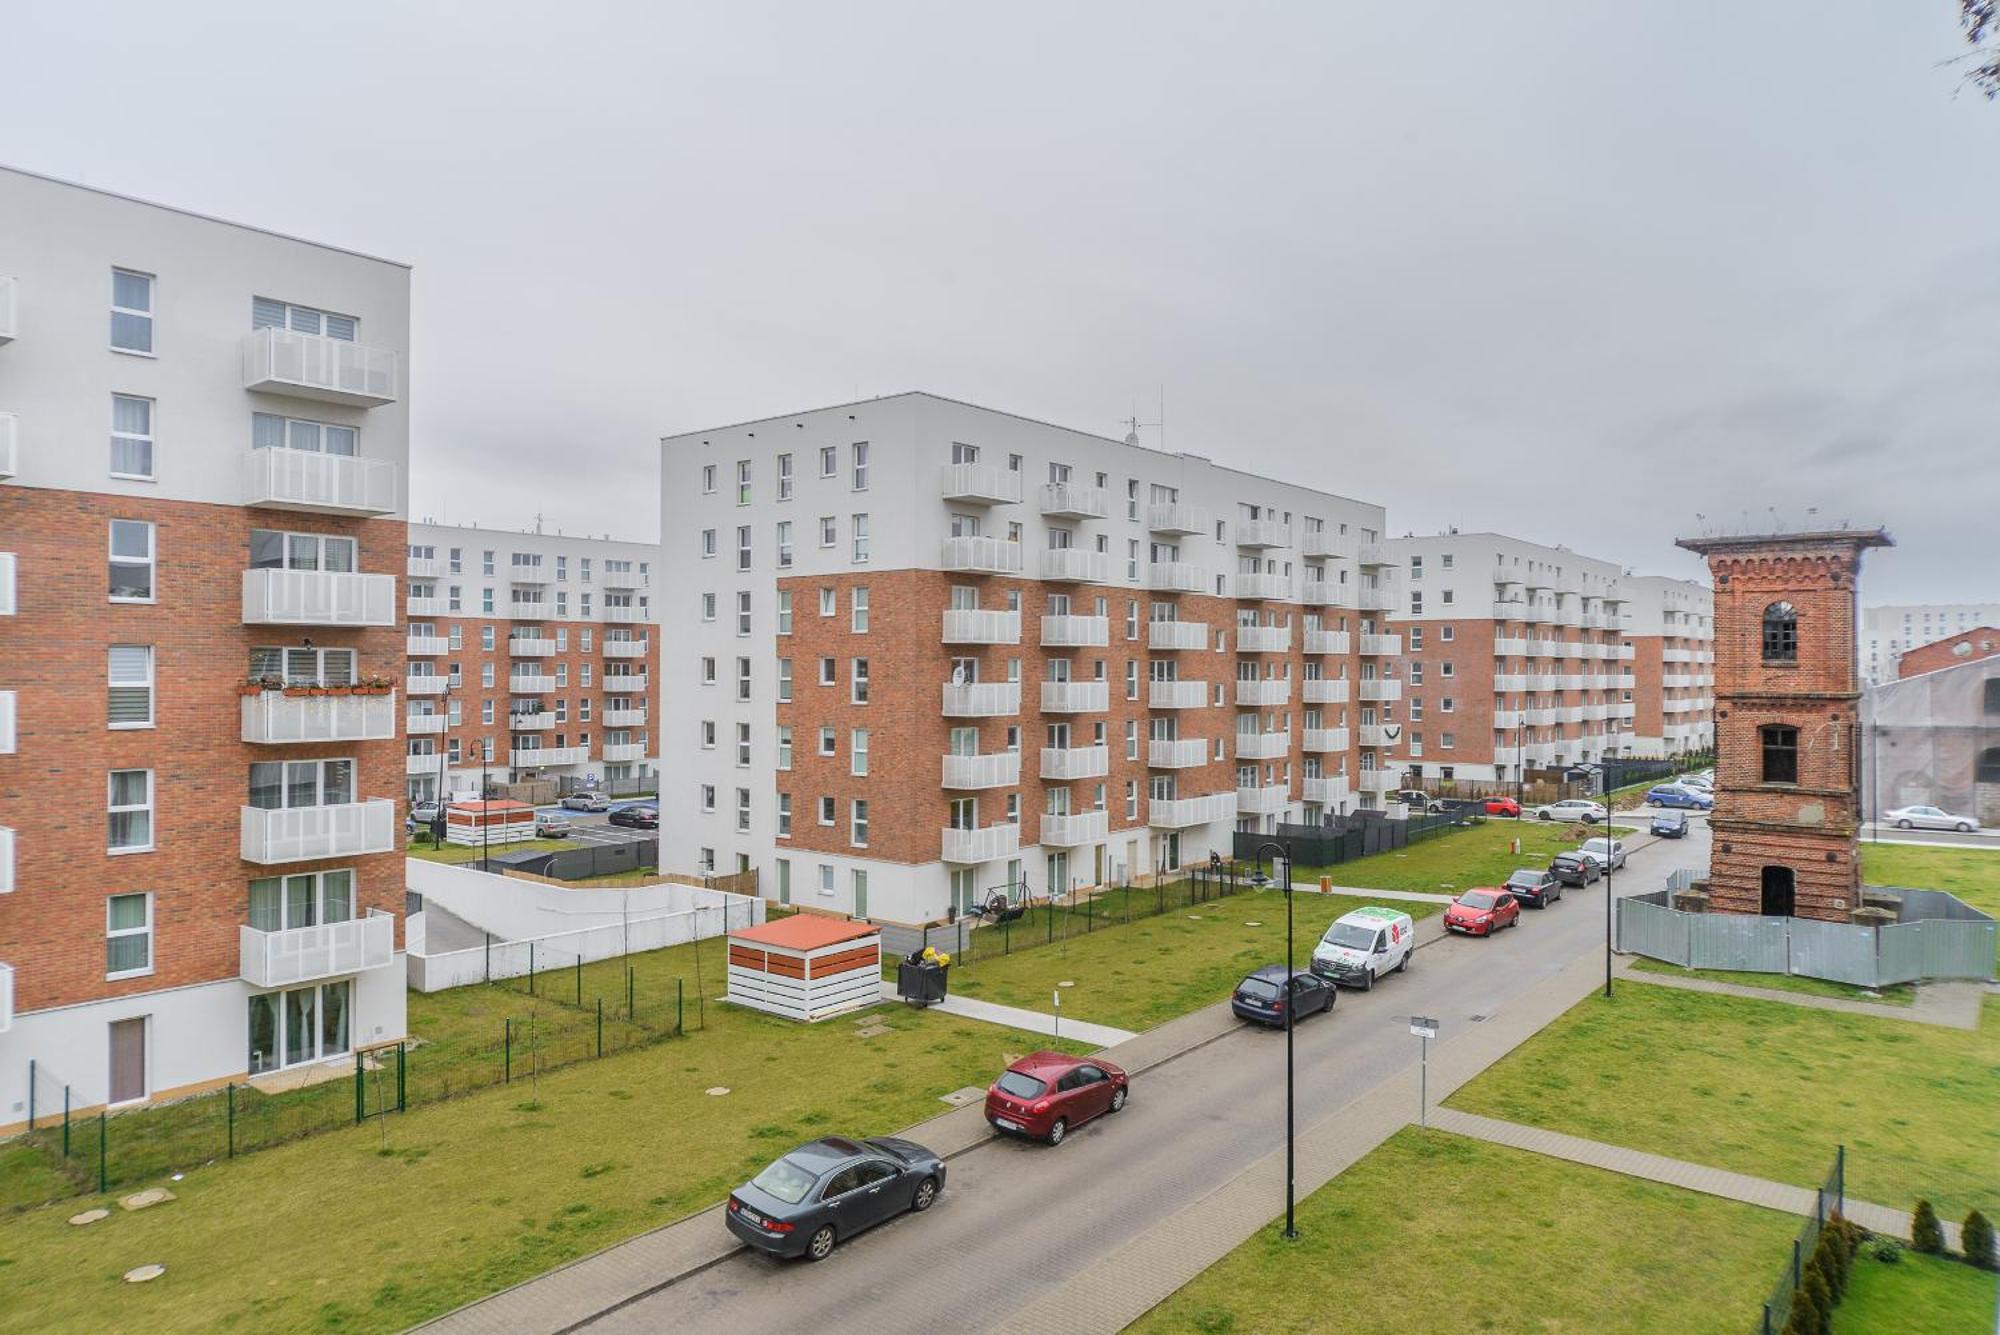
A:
1482,796,1521,817
985,1052,1128,1145
1444,887,1521,936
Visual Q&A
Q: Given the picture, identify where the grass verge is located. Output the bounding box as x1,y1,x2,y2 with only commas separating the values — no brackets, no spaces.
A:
1859,843,2000,969
1446,987,2000,1219
1294,817,1637,896
1834,1246,1998,1333
1131,1127,1797,1335
1627,956,1916,1006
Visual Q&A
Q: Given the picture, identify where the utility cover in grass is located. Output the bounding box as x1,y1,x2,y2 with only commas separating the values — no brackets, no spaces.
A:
705,1087,730,1096
66,1209,108,1227
118,1188,173,1211
123,1265,164,1283
939,1087,984,1107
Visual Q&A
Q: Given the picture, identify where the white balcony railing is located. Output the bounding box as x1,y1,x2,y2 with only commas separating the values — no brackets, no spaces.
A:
940,462,1023,505
1040,680,1110,713
1357,724,1399,748
1146,502,1209,534
1356,544,1394,567
1359,678,1402,702
508,636,558,658
241,690,397,744
1492,599,1529,621
1148,792,1237,828
0,826,12,895
406,556,441,579
1236,784,1290,815
508,711,554,732
512,745,589,767
1493,637,1530,657
0,413,15,478
603,743,648,762
406,634,447,656
242,327,399,407
406,713,446,734
1230,572,1292,601
1148,738,1209,768
1302,678,1349,705
599,606,646,625
242,569,397,626
1039,483,1107,519
1300,531,1345,559
0,275,15,343
509,563,549,586
1526,708,1559,727
406,752,441,775
509,672,557,693
1233,518,1290,549
1039,810,1109,847
1235,730,1290,760
1492,710,1525,730
603,707,649,727
1236,625,1292,653
1039,547,1110,583
940,535,1024,575
1304,775,1350,806
243,447,398,515
1041,744,1110,780
942,751,1021,789
603,672,649,692
240,800,396,865
1235,679,1291,707
942,681,1021,717
1358,634,1401,656
240,908,395,989
1356,586,1396,612
1355,768,1402,793
1148,679,1207,710
0,552,14,617
1303,727,1350,752
1299,582,1348,608
1303,629,1350,655
603,639,650,659
941,823,1021,863
942,609,1021,645
1148,620,1209,650
405,675,448,697
405,595,445,618
1040,614,1109,647
1493,674,1528,692
1146,562,1209,594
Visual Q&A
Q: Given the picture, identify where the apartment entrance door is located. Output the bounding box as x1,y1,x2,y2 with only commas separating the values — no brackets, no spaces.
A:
108,1017,147,1105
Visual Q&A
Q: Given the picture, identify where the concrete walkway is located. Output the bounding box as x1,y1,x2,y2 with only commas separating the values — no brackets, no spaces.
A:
873,981,1137,1047
1617,957,1985,1030
1428,1107,1964,1251
1290,882,1456,904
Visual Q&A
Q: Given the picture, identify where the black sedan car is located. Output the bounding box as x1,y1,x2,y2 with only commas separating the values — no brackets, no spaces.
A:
727,1136,945,1261
1550,852,1601,887
607,804,658,829
1503,867,1563,908
1230,965,1334,1028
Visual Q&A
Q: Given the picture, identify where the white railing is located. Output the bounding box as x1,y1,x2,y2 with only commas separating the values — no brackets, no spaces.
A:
1493,710,1526,730
406,634,448,656
512,745,589,766
1355,768,1402,793
242,326,399,406
406,556,440,579
1230,572,1292,601
1236,624,1292,653
1525,708,1559,726
603,639,650,659
1303,727,1350,752
1358,678,1402,702
942,609,1021,644
1493,674,1528,693
1038,810,1109,847
942,681,1021,716
1041,614,1109,647
599,605,646,625
1040,680,1110,713
942,751,1021,789
509,562,549,585
1148,792,1237,827
1148,620,1209,650
406,595,445,617
1303,776,1350,806
242,568,396,626
1235,729,1290,759
509,672,557,692
1356,544,1393,566
603,707,649,727
1300,531,1345,559
1302,678,1349,705
1148,738,1209,768
604,672,650,691
1146,562,1210,594
1582,704,1610,721
599,569,644,590
939,462,1023,504
405,675,447,696
243,447,398,514
941,823,1020,863
1526,674,1559,691
508,711,555,731
406,713,446,734
1492,599,1530,620
1039,547,1109,583
1146,502,1209,534
1357,586,1396,611
1303,629,1350,655
0,552,13,617
1528,639,1564,657
0,275,15,343
1233,517,1290,548
0,826,12,894
241,690,397,744
1041,745,1109,780
1359,634,1401,656
1235,679,1291,706
940,535,1023,574
508,636,558,658
1039,483,1107,518
1149,679,1207,709
1299,583,1348,608
1357,724,1398,748
603,743,648,762
240,909,396,989
1236,784,1290,815
1493,637,1530,657
240,799,396,864
406,752,442,775
0,413,15,477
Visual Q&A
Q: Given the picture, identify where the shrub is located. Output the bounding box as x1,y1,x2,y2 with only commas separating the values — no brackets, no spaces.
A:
1963,1209,1996,1271
1781,1285,1817,1335
1801,1264,1835,1335
1871,1238,1903,1264
1911,1198,1945,1254
1813,1227,1848,1298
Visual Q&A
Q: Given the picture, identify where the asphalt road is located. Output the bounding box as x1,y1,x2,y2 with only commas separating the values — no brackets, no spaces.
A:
586,824,1712,1335
1856,823,1997,850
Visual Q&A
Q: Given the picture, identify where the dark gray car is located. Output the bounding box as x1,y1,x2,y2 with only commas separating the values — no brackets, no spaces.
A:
726,1136,945,1261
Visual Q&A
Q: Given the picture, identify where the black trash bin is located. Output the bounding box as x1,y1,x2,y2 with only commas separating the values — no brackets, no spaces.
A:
896,959,949,1007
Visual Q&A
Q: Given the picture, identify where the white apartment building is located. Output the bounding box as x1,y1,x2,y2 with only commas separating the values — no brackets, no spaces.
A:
660,392,1393,926
1862,603,2000,685
1619,574,1716,755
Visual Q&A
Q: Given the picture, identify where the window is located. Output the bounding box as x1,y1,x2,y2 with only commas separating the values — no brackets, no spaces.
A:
1440,731,1455,750
250,529,356,574
1409,592,1423,615
702,464,716,494
1440,625,1454,642
701,656,716,684
481,663,495,689
248,759,354,811
851,799,869,847
108,769,154,853
1763,602,1799,663
820,445,838,477
777,793,793,835
737,526,752,572
852,658,870,704
852,442,869,490
736,657,752,702
777,521,794,568
819,726,837,757
252,412,357,457
737,723,752,767
110,269,155,353
737,788,751,832
852,728,869,776
852,586,870,632
482,701,496,726
737,590,753,635
482,550,496,577
777,452,793,501
1985,679,2000,715
1976,746,2000,783
253,297,357,340
108,645,154,727
700,784,716,812
1440,697,1454,713
482,625,496,651
1760,724,1799,784
819,656,836,687
701,529,717,559
1408,627,1424,651
777,590,794,635
819,587,837,616
777,658,793,702
777,725,793,769
107,893,153,979
819,796,836,826
851,514,870,562
702,592,716,622
109,519,155,601
736,459,752,505
820,516,838,548
109,395,155,479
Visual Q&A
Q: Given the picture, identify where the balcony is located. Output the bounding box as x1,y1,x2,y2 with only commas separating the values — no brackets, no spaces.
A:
1299,582,1347,608
512,745,589,767
0,413,14,477
1148,620,1209,650
240,908,395,990
1492,598,1529,620
1582,704,1610,722
1300,531,1345,559
1359,634,1401,656
1304,775,1350,806
1520,743,1557,766
1040,680,1109,713
940,462,1023,505
243,569,397,626
0,275,14,342
1526,674,1559,691
1355,768,1401,794
0,826,11,895
604,671,650,693
1303,629,1350,655
1493,710,1525,730
1555,606,1583,627
1356,586,1396,612
1149,679,1207,710
942,681,1021,717
1357,724,1398,748
1039,810,1108,847
942,751,1021,790
603,743,648,762
599,605,646,625
1665,697,1705,714
243,446,398,517
0,552,13,616
406,712,446,734
940,535,1023,575
1148,792,1237,828
1041,744,1110,780
1555,674,1588,691
1358,678,1402,702
1528,639,1564,657
1356,544,1395,567
1039,548,1109,583
406,594,445,618
1235,679,1291,707
406,633,447,657
1234,729,1290,760
1146,562,1209,594
603,707,649,727
1233,517,1289,549
1524,708,1560,727
1236,625,1292,653
1662,647,1696,663
941,823,1020,863
1303,727,1350,752
240,799,397,865
603,638,650,659
1230,572,1292,601
242,327,398,407
405,675,448,697
942,608,1022,645
509,671,557,693
509,636,558,658
1236,784,1290,815
406,556,441,580
600,569,644,590
508,711,555,731
406,752,442,775
1612,672,1637,690
1493,637,1530,657
241,689,397,744
1040,614,1108,648
1147,502,1209,535
1302,678,1349,705
1039,483,1107,519
1148,738,1209,768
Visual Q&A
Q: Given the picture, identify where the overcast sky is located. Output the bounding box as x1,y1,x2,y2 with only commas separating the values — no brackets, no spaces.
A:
6,2,1994,600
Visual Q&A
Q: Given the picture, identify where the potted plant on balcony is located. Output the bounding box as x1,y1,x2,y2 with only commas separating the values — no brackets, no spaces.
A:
355,675,395,696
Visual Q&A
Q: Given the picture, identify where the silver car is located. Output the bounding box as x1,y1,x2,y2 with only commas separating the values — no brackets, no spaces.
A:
1883,805,1977,833
561,792,612,812
1534,799,1606,824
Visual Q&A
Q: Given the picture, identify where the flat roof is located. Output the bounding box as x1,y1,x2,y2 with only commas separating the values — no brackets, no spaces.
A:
446,799,536,814
730,914,880,952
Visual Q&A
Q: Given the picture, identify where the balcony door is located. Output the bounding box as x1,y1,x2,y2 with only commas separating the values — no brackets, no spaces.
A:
249,759,355,811
249,870,355,933
248,980,352,1076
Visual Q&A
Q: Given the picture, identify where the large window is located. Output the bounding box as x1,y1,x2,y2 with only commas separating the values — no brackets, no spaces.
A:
106,893,153,978
249,646,356,687
248,870,355,932
109,519,155,601
108,645,154,727
1760,724,1799,785
110,269,154,353
108,769,154,853
248,979,351,1075
110,394,155,479
1762,602,1798,664
250,529,357,573
253,412,357,456
248,759,356,810
252,297,356,340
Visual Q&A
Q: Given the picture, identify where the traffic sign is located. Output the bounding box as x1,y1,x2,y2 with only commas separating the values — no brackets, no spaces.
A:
1409,1016,1439,1039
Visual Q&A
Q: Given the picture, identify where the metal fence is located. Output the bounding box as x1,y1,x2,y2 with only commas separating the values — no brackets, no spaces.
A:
1230,810,1463,868
1617,889,1995,985
556,773,658,798
1759,1147,1845,1334
879,866,1254,964
408,897,757,993
497,838,659,882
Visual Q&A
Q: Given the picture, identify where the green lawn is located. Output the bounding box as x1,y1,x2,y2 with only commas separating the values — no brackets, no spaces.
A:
1296,817,1638,896
0,1000,1076,1334
1834,1248,1998,1334
1628,956,1916,1006
1861,843,2000,969
1132,1127,1798,1335
1447,988,2000,1219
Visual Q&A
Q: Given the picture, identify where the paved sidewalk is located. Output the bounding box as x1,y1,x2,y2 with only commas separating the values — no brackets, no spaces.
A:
1290,881,1456,904
1428,1107,1964,1250
1617,956,1983,1029
873,981,1137,1046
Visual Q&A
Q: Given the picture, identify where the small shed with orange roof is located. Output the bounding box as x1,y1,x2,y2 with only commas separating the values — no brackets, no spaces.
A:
726,914,882,1021
443,799,538,848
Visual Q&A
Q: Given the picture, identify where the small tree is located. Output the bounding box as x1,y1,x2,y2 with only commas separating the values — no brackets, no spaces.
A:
1963,1209,1996,1270
1912,1198,1946,1254
1801,1263,1835,1335
1781,1285,1817,1335
1813,1228,1847,1299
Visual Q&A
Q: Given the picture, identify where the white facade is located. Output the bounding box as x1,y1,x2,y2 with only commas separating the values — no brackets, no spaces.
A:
1862,603,2000,685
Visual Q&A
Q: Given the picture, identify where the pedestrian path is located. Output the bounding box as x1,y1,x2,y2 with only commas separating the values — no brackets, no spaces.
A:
1427,1107,1963,1250
1616,956,1983,1029
1290,881,1456,904
874,981,1137,1046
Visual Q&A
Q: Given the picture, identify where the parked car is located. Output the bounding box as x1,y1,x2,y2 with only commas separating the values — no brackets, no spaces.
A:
409,800,441,824
1396,789,1446,813
1577,837,1628,872
725,1136,945,1261
1231,965,1335,1027
1534,799,1606,824
1650,809,1691,838
985,1052,1128,1145
608,804,658,829
534,814,573,838
1883,805,1978,833
1309,906,1416,989
1550,852,1601,887
561,791,612,812
1645,784,1714,810
1481,795,1522,818
1679,773,1714,791
1444,888,1520,936
1503,867,1562,908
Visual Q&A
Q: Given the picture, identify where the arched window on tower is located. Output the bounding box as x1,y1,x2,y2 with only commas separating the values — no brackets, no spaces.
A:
1977,746,2000,784
1763,602,1798,664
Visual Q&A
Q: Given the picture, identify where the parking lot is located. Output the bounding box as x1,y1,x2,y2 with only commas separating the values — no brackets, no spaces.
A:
533,797,658,846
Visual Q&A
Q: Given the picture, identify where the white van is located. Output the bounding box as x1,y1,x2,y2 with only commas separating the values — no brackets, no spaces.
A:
1309,906,1417,990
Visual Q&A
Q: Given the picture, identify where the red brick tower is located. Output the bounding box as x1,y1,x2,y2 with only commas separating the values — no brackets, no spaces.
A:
1674,529,1892,921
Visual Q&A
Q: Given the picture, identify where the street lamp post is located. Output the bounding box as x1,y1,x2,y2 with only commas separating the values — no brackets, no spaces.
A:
1602,766,1613,998
1249,839,1299,1240
434,683,452,849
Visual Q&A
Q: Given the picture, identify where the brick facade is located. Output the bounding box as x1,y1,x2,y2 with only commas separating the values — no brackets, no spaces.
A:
1896,626,2000,680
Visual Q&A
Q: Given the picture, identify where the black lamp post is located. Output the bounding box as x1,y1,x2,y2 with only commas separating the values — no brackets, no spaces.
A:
1248,838,1299,1240
1601,765,1613,998
433,682,452,848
